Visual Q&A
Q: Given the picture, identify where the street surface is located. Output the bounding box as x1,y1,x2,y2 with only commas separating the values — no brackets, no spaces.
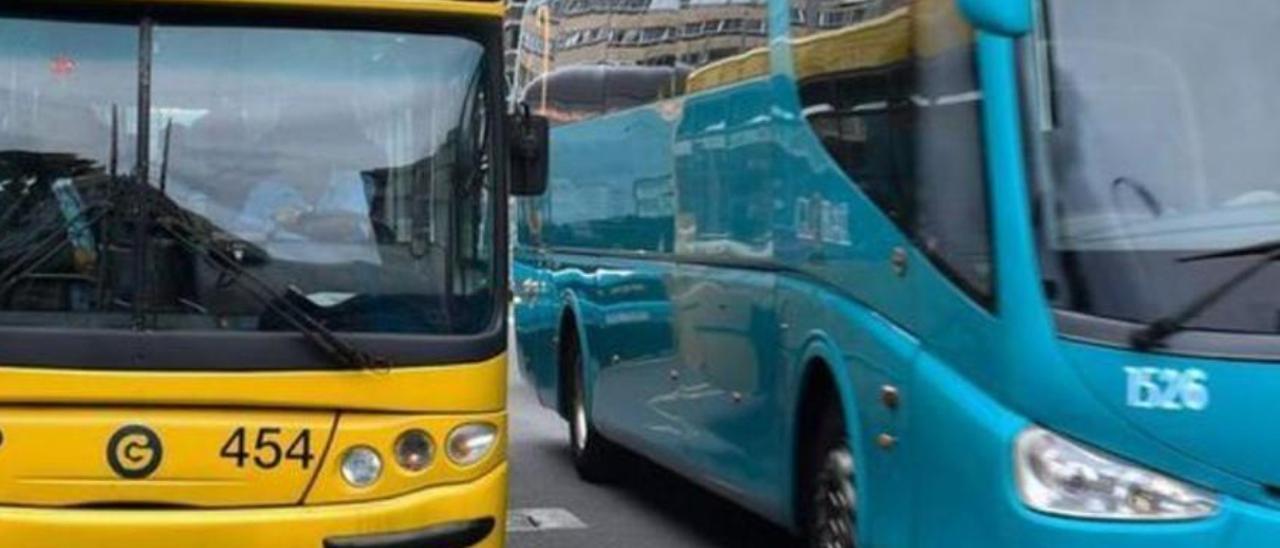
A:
506,361,797,547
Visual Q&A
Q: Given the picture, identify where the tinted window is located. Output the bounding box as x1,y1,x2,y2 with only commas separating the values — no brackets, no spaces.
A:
790,0,993,300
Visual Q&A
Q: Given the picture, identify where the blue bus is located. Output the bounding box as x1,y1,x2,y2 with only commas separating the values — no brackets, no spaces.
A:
513,0,1280,545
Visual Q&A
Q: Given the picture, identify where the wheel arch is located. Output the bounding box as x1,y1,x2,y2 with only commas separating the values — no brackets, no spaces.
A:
789,332,867,536
554,290,591,421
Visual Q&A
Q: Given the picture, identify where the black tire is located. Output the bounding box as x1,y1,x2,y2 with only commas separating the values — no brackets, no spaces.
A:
804,402,857,548
564,329,619,483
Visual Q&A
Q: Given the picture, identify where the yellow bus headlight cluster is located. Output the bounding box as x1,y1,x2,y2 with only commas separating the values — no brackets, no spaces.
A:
312,413,505,502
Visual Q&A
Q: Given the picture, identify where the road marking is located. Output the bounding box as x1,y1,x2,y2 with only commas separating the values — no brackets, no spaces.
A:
507,507,589,532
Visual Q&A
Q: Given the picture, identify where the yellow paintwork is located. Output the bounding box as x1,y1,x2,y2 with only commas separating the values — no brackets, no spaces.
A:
685,46,771,94
0,353,507,413
57,0,504,18
0,408,334,507
0,407,506,508
791,8,913,82
791,0,974,83
0,339,509,536
676,0,977,92
0,463,507,548
307,412,506,504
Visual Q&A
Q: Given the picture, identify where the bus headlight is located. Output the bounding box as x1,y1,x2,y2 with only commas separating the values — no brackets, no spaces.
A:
1015,427,1217,520
340,446,383,487
394,429,434,472
446,423,498,466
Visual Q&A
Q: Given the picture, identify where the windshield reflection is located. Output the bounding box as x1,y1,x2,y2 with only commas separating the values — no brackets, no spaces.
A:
1025,0,1280,335
1030,0,1280,252
0,17,497,336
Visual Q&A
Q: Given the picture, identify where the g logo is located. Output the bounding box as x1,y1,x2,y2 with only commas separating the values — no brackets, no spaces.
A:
107,425,163,479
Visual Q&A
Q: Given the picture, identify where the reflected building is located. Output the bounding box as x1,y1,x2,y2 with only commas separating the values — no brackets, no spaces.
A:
513,0,769,96
505,0,527,93
789,0,902,38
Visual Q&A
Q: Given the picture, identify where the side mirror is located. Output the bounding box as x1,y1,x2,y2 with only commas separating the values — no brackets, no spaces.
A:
508,109,549,197
957,0,1031,36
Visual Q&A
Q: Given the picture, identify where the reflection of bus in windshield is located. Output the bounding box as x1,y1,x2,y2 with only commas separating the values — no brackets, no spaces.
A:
0,1,525,546
515,0,1280,545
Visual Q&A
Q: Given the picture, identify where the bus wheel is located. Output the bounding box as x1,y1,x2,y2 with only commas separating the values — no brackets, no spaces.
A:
807,405,856,547
565,333,617,483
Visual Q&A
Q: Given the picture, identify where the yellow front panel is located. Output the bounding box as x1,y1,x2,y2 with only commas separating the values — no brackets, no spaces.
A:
0,354,507,413
0,408,334,508
0,463,507,548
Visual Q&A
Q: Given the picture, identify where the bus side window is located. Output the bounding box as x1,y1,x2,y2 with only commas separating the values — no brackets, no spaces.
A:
790,0,994,302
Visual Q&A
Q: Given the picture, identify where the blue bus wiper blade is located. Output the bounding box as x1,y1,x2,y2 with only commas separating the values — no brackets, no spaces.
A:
1178,237,1280,263
1130,239,1280,349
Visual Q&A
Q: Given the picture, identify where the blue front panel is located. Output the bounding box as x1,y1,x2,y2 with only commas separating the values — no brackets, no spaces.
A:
896,16,1280,548
1065,339,1280,502
907,350,1280,548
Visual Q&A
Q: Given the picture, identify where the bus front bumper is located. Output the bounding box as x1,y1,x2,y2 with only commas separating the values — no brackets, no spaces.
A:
910,355,1280,547
0,462,507,548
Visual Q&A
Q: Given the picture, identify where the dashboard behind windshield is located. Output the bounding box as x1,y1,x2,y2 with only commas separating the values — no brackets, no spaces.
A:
0,13,499,339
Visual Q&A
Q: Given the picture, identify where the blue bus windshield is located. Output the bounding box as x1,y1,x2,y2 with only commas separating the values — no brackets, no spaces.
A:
1027,0,1280,333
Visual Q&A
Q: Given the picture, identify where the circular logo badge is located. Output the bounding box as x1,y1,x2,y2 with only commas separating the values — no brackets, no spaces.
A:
107,425,163,479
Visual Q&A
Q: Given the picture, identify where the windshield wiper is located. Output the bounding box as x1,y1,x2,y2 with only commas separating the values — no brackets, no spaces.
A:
0,152,114,301
150,196,387,370
0,201,111,299
1130,237,1280,349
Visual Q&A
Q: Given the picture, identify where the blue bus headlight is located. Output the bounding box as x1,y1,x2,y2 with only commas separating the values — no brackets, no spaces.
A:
1015,427,1217,520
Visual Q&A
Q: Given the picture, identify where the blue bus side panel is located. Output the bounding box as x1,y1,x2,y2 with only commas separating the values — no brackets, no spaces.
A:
587,254,687,469
513,257,560,411
670,77,787,517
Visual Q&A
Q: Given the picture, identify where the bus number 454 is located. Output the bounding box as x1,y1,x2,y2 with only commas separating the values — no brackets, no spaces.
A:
1124,367,1210,412
220,427,315,470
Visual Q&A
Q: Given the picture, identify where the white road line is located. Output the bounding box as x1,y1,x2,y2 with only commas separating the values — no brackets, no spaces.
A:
508,507,589,533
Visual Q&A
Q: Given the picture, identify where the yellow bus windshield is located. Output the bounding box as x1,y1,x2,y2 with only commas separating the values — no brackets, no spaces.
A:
0,15,498,338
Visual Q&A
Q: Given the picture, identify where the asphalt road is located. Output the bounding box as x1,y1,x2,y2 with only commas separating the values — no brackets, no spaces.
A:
506,361,797,548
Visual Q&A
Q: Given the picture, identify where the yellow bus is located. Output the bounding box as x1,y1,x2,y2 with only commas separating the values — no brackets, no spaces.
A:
0,1,547,546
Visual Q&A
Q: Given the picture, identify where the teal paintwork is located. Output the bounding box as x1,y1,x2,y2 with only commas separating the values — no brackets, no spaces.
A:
958,0,1032,36
513,0,1280,545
